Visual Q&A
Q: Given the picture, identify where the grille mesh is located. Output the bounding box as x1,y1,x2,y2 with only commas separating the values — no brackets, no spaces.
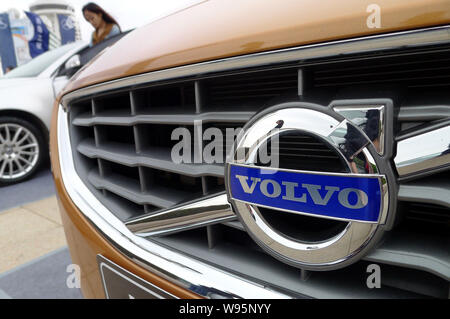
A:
311,49,450,89
267,132,347,172
68,46,450,298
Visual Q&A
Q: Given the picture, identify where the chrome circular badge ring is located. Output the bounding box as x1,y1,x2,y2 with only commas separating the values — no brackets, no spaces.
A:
225,102,394,271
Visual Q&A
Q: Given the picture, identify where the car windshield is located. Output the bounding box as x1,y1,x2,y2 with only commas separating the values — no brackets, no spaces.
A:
3,43,79,79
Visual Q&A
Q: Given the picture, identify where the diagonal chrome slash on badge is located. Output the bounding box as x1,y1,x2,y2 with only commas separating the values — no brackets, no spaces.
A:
126,193,236,237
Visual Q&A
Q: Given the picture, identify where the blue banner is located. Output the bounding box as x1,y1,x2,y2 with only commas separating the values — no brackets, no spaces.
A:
229,164,382,223
25,11,49,58
0,13,17,73
57,14,75,44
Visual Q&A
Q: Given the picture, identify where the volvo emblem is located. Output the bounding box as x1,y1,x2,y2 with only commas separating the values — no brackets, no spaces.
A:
225,101,397,270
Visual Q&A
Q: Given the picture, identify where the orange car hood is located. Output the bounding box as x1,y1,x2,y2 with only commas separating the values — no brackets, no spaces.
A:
63,0,450,94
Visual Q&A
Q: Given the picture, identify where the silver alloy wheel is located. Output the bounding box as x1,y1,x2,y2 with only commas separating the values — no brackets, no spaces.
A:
0,123,40,181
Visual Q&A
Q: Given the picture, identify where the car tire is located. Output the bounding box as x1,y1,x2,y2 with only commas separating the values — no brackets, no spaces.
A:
0,117,47,186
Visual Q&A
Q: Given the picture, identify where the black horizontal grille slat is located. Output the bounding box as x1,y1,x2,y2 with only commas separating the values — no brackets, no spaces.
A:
274,153,340,159
398,175,450,209
205,68,298,108
93,93,131,116
213,79,299,90
404,202,450,226
202,123,245,165
77,139,224,177
398,106,450,122
210,93,286,101
315,66,450,80
212,86,299,96
315,74,450,87
314,55,450,75
88,170,191,209
100,190,147,221
258,132,346,172
312,49,450,89
155,224,449,298
72,112,255,127
276,147,334,153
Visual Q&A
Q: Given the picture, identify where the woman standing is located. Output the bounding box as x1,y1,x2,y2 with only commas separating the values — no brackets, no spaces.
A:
82,2,121,46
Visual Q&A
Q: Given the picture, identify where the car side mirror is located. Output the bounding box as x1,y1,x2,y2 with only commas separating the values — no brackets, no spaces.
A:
64,54,81,77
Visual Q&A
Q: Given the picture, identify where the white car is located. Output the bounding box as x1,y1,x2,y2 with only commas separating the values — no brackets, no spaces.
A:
0,32,128,185
0,42,85,185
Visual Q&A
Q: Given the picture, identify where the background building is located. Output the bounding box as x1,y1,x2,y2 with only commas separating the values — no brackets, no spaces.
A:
6,9,35,66
0,0,81,73
30,0,81,49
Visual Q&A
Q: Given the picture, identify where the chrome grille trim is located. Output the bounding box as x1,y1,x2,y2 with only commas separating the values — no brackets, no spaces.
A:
61,25,450,109
126,193,236,236
395,124,450,179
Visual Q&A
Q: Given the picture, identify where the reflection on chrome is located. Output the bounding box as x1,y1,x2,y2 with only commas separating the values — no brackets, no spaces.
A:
226,107,390,269
334,105,385,155
395,125,450,179
126,193,236,236
327,120,369,174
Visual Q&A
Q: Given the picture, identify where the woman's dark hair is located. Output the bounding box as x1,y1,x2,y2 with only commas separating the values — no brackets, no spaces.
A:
82,2,121,31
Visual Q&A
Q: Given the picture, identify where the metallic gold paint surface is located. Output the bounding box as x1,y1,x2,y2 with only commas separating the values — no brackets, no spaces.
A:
62,0,450,95
50,101,202,299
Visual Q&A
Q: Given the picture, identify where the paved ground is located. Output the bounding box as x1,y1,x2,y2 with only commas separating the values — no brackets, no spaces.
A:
0,168,56,211
0,247,82,299
0,166,83,299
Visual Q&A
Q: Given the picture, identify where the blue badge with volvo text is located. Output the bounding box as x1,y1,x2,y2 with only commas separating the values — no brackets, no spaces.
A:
229,164,383,223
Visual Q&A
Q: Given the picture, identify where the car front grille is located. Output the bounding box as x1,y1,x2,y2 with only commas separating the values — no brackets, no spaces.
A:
67,42,449,298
